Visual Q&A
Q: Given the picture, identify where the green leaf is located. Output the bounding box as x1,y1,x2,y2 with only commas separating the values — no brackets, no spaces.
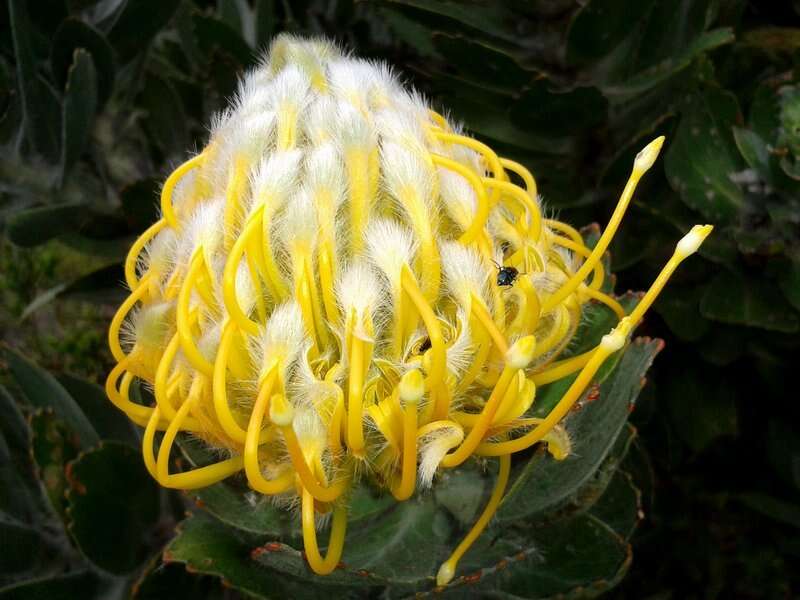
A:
438,513,632,598
509,81,608,138
566,0,658,63
60,49,98,184
66,442,160,574
120,178,160,231
665,365,738,453
51,18,116,106
0,522,49,587
437,92,571,154
664,88,746,223
3,346,99,448
0,572,104,600
5,202,88,247
430,34,532,94
700,270,800,333
499,338,662,523
654,285,711,342
0,386,49,524
191,13,255,68
766,418,800,491
57,374,138,446
132,555,228,600
737,492,800,529
166,513,378,599
338,495,451,585
190,480,290,538
601,29,734,99
29,410,81,520
732,126,772,183
589,468,642,540
217,0,244,35
750,82,781,143
779,257,800,312
21,262,127,321
254,0,276,49
742,27,800,55
8,0,62,162
383,0,520,44
107,0,182,63
138,73,188,158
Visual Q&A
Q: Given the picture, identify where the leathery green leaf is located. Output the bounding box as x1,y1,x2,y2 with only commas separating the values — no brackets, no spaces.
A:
66,442,160,574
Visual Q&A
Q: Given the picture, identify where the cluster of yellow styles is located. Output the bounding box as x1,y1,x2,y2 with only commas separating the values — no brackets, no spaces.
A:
106,35,711,586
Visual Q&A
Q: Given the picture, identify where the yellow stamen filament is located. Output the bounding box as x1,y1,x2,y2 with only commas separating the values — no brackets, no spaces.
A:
124,219,166,290
108,272,153,362
499,157,537,199
392,370,423,500
482,177,542,240
160,154,204,229
441,336,536,468
346,149,373,256
243,368,295,494
222,211,263,336
550,234,606,290
542,137,665,313
346,331,367,457
223,156,248,251
431,153,489,244
436,453,511,585
177,251,215,375
301,488,348,575
271,392,348,502
150,378,244,489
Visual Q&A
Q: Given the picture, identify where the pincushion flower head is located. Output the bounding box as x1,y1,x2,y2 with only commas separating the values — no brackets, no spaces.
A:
106,35,712,585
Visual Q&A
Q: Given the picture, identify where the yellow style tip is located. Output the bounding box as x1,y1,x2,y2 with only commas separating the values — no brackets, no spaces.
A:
507,335,537,370
633,136,665,174
675,224,713,260
601,316,631,352
399,369,424,404
436,561,456,586
269,394,295,427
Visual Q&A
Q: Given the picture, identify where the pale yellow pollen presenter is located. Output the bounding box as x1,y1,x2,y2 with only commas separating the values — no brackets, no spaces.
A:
107,34,712,585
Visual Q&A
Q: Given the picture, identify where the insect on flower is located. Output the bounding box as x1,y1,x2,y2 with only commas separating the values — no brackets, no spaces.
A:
495,263,520,287
106,34,712,586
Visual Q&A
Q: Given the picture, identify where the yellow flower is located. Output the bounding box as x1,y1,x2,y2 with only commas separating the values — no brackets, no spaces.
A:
106,34,712,585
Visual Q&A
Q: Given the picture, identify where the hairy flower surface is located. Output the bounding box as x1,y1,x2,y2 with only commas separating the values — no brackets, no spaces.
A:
107,35,712,585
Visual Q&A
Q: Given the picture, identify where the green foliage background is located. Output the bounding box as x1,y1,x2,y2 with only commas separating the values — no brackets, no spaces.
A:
1,0,799,598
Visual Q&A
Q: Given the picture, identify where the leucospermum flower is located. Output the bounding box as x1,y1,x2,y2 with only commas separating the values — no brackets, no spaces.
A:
107,35,712,585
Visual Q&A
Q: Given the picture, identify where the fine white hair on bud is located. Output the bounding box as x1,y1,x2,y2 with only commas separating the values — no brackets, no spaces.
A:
305,142,346,203
418,424,464,488
365,219,418,290
440,241,490,309
439,169,477,232
445,309,474,377
270,64,312,111
335,101,376,149
252,301,306,378
280,188,318,251
249,149,303,216
131,301,174,350
336,262,383,337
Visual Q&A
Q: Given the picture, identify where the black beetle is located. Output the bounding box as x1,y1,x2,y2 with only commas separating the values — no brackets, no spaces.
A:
496,265,519,287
